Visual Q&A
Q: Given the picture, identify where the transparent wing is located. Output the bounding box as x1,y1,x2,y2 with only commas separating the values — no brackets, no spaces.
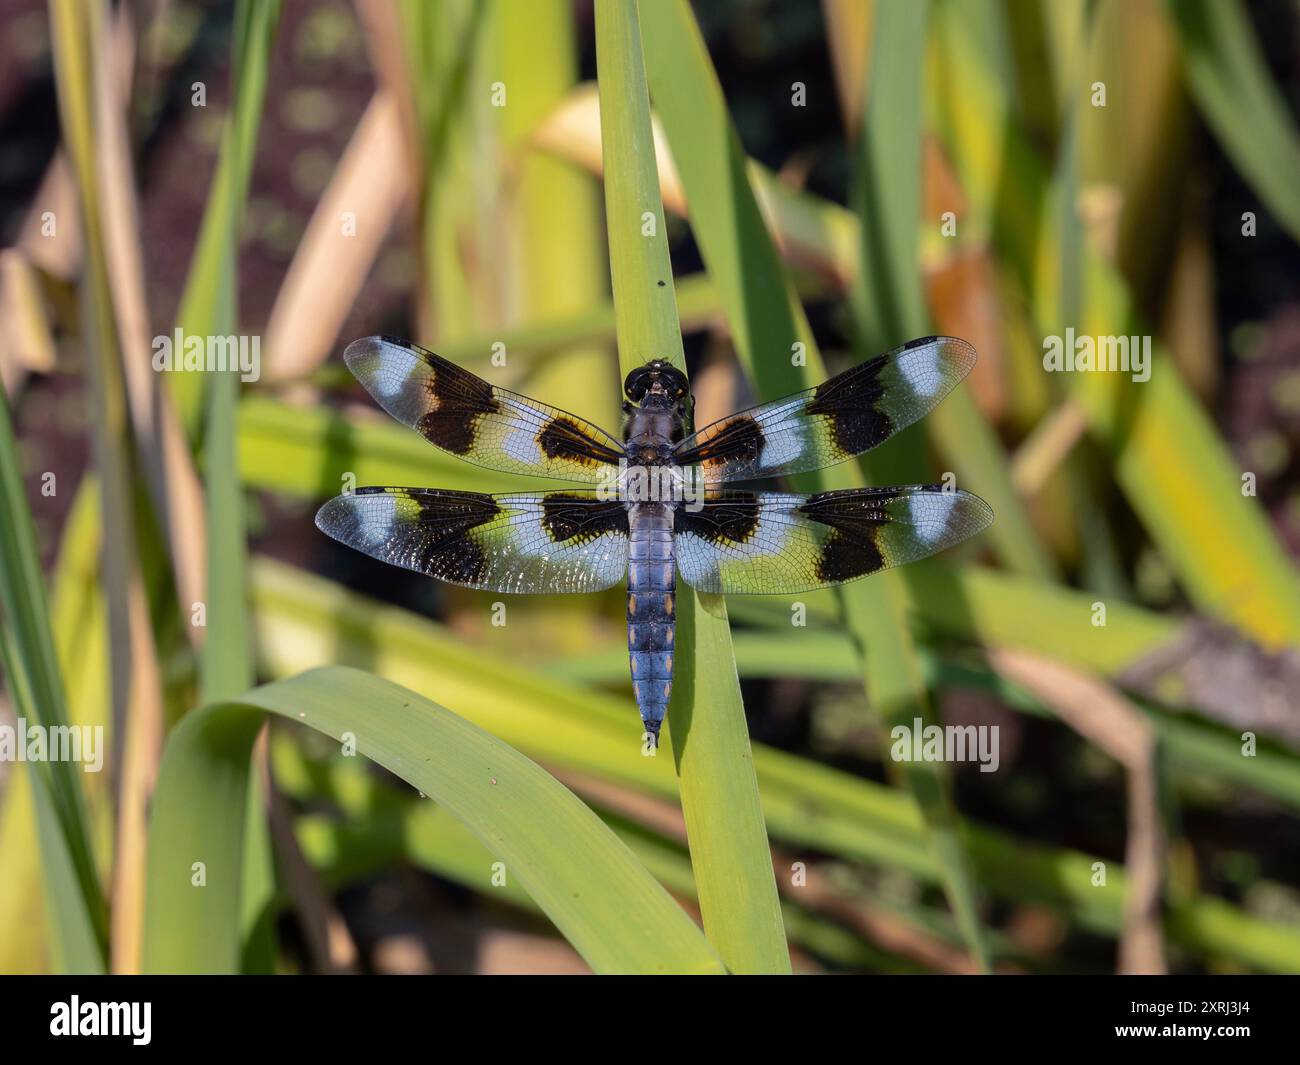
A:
344,336,625,483
675,486,992,594
673,337,975,483
316,488,629,594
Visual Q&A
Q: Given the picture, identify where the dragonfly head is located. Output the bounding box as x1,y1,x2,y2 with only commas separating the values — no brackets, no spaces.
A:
624,359,690,411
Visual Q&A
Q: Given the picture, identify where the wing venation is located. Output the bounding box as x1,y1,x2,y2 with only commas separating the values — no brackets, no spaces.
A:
345,336,625,483
316,487,629,594
675,486,992,594
674,337,975,483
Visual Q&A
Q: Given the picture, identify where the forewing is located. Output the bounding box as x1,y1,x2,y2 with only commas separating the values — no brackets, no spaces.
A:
316,488,629,594
673,337,975,483
344,336,625,482
675,486,992,594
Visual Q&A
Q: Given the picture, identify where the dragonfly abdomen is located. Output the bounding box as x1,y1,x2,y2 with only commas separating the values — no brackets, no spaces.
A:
626,502,675,743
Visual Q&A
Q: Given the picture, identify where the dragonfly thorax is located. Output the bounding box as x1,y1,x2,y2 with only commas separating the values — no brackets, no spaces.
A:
624,404,687,455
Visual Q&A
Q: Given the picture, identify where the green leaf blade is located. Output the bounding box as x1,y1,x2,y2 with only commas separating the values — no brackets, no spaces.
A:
595,0,789,973
640,0,990,970
143,666,724,974
0,386,106,972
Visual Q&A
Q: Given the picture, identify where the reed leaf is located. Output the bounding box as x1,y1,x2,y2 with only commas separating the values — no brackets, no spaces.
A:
0,389,105,971
931,0,1300,648
169,0,281,439
141,666,724,974
1168,0,1300,244
492,0,617,426
287,764,981,972
247,559,1300,971
550,632,1300,813
594,0,789,973
184,0,283,975
639,0,988,969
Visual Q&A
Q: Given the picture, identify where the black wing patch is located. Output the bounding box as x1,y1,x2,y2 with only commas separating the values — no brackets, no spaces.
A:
316,488,629,594
344,336,625,482
673,336,975,483
675,486,993,594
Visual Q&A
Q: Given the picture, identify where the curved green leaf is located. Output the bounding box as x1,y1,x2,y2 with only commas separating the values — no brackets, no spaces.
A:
142,666,724,974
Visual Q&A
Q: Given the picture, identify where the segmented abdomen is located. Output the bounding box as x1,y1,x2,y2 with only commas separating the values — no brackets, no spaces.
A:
627,502,675,742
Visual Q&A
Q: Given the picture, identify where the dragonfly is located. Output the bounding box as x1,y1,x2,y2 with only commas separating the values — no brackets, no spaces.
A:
316,335,993,745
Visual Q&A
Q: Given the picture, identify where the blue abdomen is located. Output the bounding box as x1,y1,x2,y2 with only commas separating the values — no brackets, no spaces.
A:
627,502,675,743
